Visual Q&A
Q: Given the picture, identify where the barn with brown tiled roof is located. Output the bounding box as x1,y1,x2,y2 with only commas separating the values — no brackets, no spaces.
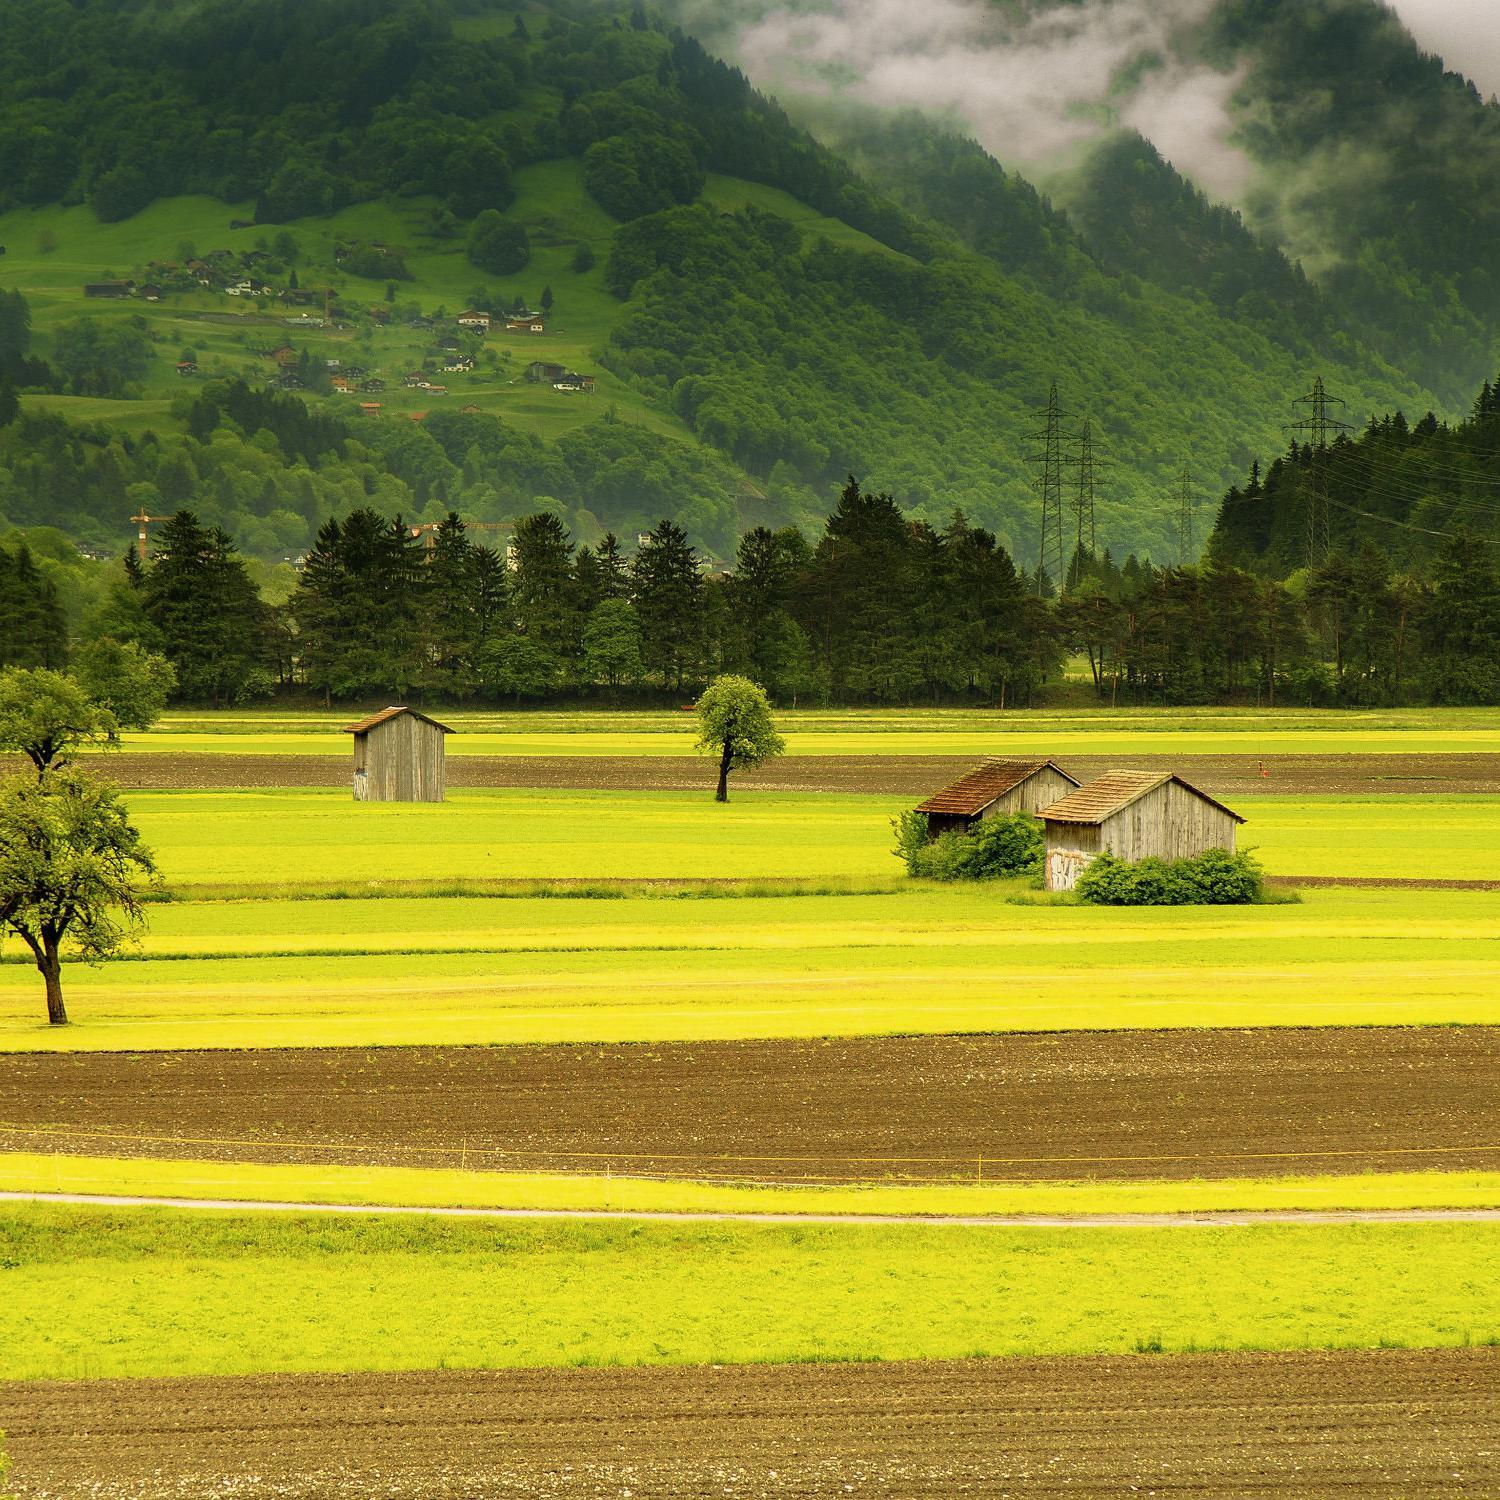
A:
1039,771,1246,891
915,759,1081,838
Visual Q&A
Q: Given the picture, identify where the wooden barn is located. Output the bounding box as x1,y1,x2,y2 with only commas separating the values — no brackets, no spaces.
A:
1038,771,1246,891
916,759,1082,838
344,707,454,802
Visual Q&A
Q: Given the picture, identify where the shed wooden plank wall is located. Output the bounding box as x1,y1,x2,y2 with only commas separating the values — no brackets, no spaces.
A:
1103,782,1237,863
353,715,446,802
1001,767,1079,818
1043,782,1237,891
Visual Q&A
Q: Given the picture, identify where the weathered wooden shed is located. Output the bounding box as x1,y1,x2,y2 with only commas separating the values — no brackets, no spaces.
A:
916,759,1082,838
1038,771,1246,891
344,706,454,803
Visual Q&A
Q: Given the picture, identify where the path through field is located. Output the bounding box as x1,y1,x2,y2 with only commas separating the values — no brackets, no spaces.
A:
6,1190,1499,1226
3,1349,1496,1497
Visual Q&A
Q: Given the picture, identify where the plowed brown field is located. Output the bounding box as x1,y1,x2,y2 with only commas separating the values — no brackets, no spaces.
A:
101,750,1500,794
3,1348,1496,1497
5,1027,1495,1182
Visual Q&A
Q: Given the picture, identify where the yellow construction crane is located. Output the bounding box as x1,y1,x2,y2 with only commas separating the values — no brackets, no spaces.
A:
129,508,173,562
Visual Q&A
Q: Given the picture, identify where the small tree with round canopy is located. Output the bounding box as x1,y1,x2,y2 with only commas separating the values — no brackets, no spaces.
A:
0,767,157,1025
694,674,785,802
0,667,118,776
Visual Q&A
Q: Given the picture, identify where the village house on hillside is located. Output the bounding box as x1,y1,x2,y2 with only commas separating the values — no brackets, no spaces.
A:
1038,772,1246,892
457,309,491,331
916,759,1081,838
345,706,453,803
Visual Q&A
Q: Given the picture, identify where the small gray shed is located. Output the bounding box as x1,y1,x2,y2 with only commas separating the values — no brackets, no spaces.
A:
915,758,1082,838
344,706,454,802
1039,771,1246,891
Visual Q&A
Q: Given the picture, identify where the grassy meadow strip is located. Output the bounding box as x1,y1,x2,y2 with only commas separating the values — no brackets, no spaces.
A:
1,888,1496,1051
132,707,1500,734
4,1153,1498,1218
104,704,1500,758
109,726,1500,757
9,885,1495,960
1,1205,1494,1381
98,789,1500,886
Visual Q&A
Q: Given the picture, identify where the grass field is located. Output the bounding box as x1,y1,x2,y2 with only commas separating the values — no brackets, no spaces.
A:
55,788,1500,887
105,702,1500,757
4,1154,1497,1218
1,1206,1493,1381
1,884,1495,1051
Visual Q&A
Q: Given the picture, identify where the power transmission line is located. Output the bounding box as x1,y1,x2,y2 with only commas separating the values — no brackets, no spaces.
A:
1323,492,1500,545
1289,376,1353,569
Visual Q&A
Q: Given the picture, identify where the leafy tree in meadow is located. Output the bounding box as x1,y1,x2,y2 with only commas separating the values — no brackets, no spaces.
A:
467,211,530,276
0,764,156,1025
695,673,785,801
0,667,119,774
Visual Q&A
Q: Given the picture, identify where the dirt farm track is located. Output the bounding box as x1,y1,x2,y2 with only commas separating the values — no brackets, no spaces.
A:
102,750,1500,795
3,1348,1496,1498
5,1028,1496,1183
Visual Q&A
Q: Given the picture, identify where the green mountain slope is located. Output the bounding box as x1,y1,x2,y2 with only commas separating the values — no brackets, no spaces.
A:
0,0,1470,566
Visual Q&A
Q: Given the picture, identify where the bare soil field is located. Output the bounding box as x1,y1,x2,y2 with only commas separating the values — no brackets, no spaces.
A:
3,1348,1495,1497
100,750,1500,795
4,1027,1495,1183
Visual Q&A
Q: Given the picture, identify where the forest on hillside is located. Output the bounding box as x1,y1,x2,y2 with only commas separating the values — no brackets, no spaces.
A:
0,0,1469,564
7,366,1500,707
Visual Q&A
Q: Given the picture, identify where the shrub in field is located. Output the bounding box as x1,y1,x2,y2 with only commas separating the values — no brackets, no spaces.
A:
893,811,1044,882
1076,848,1264,906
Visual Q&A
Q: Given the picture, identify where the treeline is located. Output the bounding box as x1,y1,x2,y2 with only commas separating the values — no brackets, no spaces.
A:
1212,369,1500,575
270,477,1064,705
1059,537,1499,706
9,465,1500,707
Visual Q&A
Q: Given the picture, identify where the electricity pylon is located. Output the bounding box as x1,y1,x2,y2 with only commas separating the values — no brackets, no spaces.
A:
1291,376,1351,569
1176,466,1195,566
1029,381,1068,596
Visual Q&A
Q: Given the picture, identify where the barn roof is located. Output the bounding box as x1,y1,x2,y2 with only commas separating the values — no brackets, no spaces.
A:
1039,771,1245,826
916,759,1080,817
343,706,455,736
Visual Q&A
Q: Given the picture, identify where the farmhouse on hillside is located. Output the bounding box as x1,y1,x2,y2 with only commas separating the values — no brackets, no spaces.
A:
916,759,1081,838
344,706,454,803
1038,771,1245,892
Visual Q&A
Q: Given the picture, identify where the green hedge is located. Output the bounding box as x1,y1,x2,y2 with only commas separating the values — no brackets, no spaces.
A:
1075,848,1264,906
892,810,1044,882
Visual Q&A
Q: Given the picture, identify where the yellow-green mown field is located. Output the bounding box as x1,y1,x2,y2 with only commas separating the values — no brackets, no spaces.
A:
2,1205,1494,1381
